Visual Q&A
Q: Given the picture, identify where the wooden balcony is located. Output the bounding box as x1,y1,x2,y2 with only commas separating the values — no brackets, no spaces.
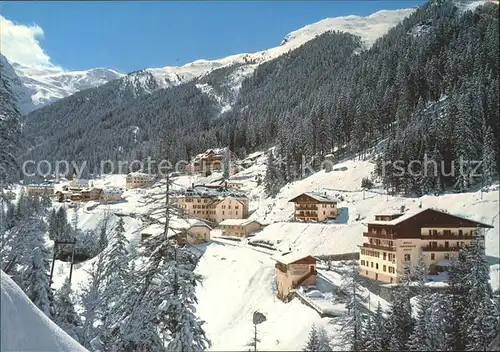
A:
421,234,482,240
363,231,396,239
296,211,318,216
361,243,396,252
422,245,461,252
295,205,318,211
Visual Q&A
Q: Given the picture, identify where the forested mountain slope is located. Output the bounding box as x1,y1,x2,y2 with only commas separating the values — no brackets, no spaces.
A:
20,0,499,195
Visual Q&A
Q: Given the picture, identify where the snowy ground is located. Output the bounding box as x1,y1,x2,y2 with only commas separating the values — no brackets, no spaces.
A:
1,271,86,352
23,149,498,350
195,242,338,351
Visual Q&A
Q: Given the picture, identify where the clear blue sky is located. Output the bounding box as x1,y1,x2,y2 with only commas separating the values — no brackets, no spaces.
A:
2,1,426,73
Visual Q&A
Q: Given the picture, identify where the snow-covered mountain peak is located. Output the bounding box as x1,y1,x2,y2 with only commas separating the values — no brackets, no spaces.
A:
281,8,416,48
13,7,415,114
136,7,415,94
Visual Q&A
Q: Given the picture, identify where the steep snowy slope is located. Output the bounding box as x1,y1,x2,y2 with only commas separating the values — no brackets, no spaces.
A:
13,63,123,112
0,271,87,352
0,54,35,115
195,243,335,351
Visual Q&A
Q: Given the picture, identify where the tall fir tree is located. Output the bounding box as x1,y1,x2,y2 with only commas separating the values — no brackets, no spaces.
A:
53,278,81,342
339,263,367,351
24,246,55,318
388,265,413,351
408,255,433,351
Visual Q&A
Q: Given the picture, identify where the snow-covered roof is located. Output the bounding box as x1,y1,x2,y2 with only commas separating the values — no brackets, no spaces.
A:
219,219,261,227
289,192,339,203
367,207,493,228
189,220,212,230
273,251,316,265
25,184,54,188
1,271,87,352
127,172,154,178
175,219,213,230
141,224,167,236
192,147,231,162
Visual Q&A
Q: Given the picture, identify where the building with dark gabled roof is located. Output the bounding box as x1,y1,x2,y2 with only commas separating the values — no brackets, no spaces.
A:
359,207,494,283
288,192,339,222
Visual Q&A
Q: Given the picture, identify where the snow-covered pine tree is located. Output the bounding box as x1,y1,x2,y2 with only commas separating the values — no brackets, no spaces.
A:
464,227,496,350
363,301,385,351
162,255,210,352
106,176,209,351
317,327,332,352
446,248,469,351
339,263,367,351
303,325,320,351
223,146,231,179
24,246,55,318
40,192,52,209
467,296,498,351
79,253,107,349
481,122,497,188
264,152,283,198
53,278,81,342
388,264,413,351
408,254,433,351
98,217,130,338
428,293,452,351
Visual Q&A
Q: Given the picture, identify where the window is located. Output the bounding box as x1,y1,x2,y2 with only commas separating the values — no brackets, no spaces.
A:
433,230,438,236
444,253,450,260
459,229,463,236
361,260,365,266
431,253,435,260
445,241,449,248
371,262,373,268
404,254,411,262
383,265,386,272
383,252,387,260
375,263,379,270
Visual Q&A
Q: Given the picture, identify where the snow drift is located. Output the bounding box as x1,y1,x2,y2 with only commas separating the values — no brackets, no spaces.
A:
0,270,87,352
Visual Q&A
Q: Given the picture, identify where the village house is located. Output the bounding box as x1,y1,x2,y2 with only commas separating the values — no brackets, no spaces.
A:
174,194,249,224
81,187,103,201
359,208,494,283
101,189,123,203
23,184,55,196
219,219,262,237
274,251,317,301
176,221,212,245
126,172,155,190
288,192,339,222
187,148,236,173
